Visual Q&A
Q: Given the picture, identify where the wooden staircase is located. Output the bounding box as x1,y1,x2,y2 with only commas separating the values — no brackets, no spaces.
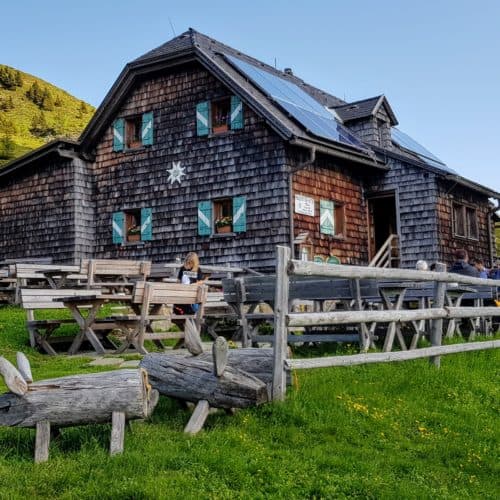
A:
369,234,400,268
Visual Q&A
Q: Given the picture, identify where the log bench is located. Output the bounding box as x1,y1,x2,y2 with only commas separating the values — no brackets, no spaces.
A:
222,275,380,347
20,288,119,355
0,353,158,462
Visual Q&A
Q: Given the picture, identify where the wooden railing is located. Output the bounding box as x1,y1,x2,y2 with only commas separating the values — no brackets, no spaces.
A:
369,234,399,268
272,246,500,401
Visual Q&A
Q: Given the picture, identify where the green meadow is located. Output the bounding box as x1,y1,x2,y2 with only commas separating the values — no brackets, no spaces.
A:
0,305,498,499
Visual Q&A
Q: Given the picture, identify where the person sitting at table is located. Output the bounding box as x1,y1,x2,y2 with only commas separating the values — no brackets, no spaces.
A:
175,252,205,314
473,258,489,279
449,249,480,277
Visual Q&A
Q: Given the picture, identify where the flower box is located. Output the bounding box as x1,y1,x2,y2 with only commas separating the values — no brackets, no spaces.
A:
127,234,141,242
216,225,232,234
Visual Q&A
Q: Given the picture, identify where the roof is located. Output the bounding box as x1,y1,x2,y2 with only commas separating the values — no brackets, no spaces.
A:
333,95,398,125
0,139,80,181
80,29,384,169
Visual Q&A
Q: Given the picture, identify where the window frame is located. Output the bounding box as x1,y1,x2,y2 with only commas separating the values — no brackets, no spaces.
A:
213,197,234,235
125,115,143,150
452,202,478,240
320,198,346,239
210,97,231,135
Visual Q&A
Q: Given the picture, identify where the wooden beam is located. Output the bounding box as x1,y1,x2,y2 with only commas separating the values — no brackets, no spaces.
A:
286,340,500,370
34,420,50,463
184,400,210,435
272,246,290,401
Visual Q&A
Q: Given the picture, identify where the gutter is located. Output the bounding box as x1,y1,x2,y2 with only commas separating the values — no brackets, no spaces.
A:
290,137,387,171
287,146,317,253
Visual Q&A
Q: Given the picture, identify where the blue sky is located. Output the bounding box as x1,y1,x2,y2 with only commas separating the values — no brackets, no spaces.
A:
1,0,499,194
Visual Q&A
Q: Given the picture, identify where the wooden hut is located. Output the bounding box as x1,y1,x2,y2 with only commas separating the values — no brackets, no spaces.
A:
0,29,498,270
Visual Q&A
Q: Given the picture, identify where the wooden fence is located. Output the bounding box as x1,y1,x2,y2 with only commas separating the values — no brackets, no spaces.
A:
272,246,500,401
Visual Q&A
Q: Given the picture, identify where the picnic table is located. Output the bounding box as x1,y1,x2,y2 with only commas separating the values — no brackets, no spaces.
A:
54,294,132,355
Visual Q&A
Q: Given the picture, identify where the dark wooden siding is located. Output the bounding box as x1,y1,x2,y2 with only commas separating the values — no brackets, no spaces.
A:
0,157,79,262
91,63,289,270
436,180,493,266
365,158,441,267
290,152,369,265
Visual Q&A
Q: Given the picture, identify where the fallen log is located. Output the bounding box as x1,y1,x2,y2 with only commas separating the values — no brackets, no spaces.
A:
140,354,268,409
197,348,291,386
0,368,158,428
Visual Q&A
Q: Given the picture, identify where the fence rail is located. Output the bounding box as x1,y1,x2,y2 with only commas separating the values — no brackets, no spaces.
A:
272,246,500,401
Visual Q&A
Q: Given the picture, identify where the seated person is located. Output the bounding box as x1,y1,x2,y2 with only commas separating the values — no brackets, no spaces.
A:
449,249,480,277
174,252,205,314
473,259,489,279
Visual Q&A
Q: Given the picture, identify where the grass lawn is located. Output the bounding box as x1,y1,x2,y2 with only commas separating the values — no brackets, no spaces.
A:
0,305,499,499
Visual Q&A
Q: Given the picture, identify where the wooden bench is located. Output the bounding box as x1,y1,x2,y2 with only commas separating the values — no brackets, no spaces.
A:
81,259,151,294
112,281,208,353
222,275,380,346
19,288,118,355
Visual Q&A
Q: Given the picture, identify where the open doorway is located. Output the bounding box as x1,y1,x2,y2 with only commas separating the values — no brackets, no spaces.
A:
368,193,400,266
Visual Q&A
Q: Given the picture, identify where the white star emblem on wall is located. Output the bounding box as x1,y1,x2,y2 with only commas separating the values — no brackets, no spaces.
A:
167,161,186,185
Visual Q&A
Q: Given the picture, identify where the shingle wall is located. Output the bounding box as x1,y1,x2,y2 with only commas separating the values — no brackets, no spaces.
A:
365,158,441,267
91,62,290,270
290,152,369,264
0,158,78,262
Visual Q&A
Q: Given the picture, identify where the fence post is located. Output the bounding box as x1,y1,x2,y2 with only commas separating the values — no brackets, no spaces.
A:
272,246,290,401
430,262,447,367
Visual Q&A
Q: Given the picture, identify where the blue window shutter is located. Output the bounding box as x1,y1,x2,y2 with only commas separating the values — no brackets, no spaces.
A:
142,112,154,146
198,201,212,235
112,211,124,244
320,200,334,235
232,196,246,233
141,208,152,241
196,101,210,136
113,118,124,152
230,96,243,130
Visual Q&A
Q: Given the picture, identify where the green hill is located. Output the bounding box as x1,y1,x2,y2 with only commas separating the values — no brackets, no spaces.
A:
0,64,94,167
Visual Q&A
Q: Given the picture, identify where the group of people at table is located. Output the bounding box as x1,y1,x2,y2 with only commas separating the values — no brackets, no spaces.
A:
416,248,500,279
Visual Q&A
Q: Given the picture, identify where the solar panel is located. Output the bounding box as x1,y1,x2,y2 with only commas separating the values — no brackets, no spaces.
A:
391,128,456,173
225,54,370,152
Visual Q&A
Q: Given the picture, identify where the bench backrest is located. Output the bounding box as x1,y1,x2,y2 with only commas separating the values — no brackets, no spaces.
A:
132,281,208,306
84,259,151,286
222,275,379,304
20,288,100,310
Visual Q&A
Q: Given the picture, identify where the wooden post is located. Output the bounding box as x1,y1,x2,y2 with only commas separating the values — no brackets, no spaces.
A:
430,262,447,367
0,356,28,396
235,278,249,347
110,411,126,455
184,400,210,434
212,337,228,376
272,246,290,401
16,352,33,383
34,420,50,463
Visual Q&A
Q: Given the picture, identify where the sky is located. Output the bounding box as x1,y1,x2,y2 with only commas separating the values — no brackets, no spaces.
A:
1,0,499,194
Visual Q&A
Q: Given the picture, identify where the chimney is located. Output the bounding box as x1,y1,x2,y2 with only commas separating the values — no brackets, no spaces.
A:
284,68,293,75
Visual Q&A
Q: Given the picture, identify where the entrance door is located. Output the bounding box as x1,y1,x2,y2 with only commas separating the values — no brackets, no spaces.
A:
368,193,399,263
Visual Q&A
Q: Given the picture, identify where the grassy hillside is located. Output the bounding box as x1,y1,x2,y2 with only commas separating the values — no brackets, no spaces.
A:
0,305,498,498
0,64,94,167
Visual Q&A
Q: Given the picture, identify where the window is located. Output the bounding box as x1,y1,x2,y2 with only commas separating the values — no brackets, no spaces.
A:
112,208,152,244
125,116,143,149
196,96,243,136
198,196,246,236
112,112,153,152
453,203,478,240
211,98,231,134
320,199,345,237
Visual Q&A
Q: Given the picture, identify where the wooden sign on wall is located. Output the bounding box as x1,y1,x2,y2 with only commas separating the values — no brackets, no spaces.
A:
295,195,315,217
